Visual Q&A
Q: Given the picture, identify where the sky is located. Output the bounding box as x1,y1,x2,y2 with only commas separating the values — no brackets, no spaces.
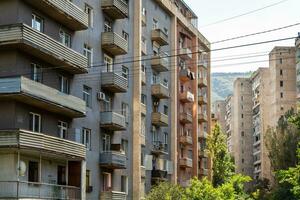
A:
185,0,300,73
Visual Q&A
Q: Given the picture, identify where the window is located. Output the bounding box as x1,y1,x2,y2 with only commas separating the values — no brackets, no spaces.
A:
104,18,112,32
59,76,69,94
28,161,39,182
103,54,113,72
85,4,93,27
280,92,283,98
121,176,128,194
57,165,66,185
141,147,145,166
122,103,129,123
163,27,168,35
241,96,244,101
82,128,91,150
163,105,168,115
86,170,91,192
102,134,111,151
242,158,244,163
32,13,43,32
83,44,93,67
241,131,244,137
103,173,111,191
141,116,146,136
280,81,283,87
142,8,147,17
122,66,129,79
152,19,158,29
163,132,168,145
122,30,129,41
121,139,128,156
152,126,158,143
31,63,42,83
83,85,92,107
29,112,41,133
279,58,283,64
58,121,68,139
59,30,71,47
241,114,244,118
280,69,283,75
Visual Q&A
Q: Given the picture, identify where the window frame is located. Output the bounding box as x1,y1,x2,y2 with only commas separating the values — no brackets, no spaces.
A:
83,85,92,108
29,112,41,133
82,128,92,150
32,13,43,32
58,121,68,139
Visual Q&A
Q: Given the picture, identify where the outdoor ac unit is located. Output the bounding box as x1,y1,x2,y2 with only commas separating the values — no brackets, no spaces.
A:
97,92,105,101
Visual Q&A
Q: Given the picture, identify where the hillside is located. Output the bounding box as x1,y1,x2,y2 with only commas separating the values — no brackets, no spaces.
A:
211,72,252,102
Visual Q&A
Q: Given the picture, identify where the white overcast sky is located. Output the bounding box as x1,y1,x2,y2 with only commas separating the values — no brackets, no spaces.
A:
185,0,300,72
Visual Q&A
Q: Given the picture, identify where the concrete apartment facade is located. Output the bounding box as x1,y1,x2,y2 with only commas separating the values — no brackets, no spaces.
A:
0,0,211,199
225,95,234,154
212,100,226,133
297,36,300,107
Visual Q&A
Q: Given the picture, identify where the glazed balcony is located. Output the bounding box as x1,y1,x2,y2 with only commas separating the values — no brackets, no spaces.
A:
101,32,128,55
198,78,208,87
179,68,191,82
151,112,168,127
179,48,192,60
199,149,208,158
151,55,169,72
179,112,193,124
24,0,88,30
100,112,126,131
151,141,168,155
100,191,127,200
101,0,129,20
99,151,127,169
198,60,208,68
179,157,193,168
198,131,208,139
151,29,168,46
179,134,193,145
101,72,128,93
0,24,88,74
179,91,194,103
198,95,208,105
151,83,170,99
0,181,80,199
0,129,86,159
198,113,208,123
199,168,208,176
151,170,168,181
0,76,86,117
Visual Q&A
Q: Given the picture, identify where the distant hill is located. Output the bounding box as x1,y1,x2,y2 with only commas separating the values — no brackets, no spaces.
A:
211,72,252,102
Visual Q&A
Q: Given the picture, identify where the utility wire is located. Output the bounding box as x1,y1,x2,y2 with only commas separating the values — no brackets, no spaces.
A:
199,0,290,28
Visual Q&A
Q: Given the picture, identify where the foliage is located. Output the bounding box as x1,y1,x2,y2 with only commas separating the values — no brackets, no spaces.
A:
145,182,184,200
207,124,235,186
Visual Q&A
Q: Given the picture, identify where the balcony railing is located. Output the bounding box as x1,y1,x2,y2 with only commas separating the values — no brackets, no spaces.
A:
151,29,168,46
100,112,126,131
99,151,127,169
179,91,194,103
198,95,207,105
198,113,208,123
199,168,208,176
101,32,128,55
24,0,88,30
101,0,129,19
152,112,169,127
100,191,127,200
151,55,169,72
0,24,88,73
151,141,168,155
198,60,208,68
179,48,192,60
179,112,193,124
151,170,168,181
179,68,192,82
198,78,208,87
179,157,193,168
0,76,86,117
101,72,128,93
179,134,193,145
0,181,80,199
151,83,170,99
199,149,208,158
0,129,86,159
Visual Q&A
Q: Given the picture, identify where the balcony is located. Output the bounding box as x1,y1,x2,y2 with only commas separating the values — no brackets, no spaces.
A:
198,113,208,123
179,112,193,124
179,134,193,145
0,76,86,117
99,151,127,169
151,84,170,99
199,149,208,158
179,91,194,103
151,170,168,182
100,112,126,131
101,32,128,55
151,55,169,72
24,0,88,30
179,48,192,60
151,29,168,46
152,112,168,127
198,95,208,105
0,181,80,199
0,24,88,74
101,72,128,93
198,131,208,139
0,129,86,159
179,68,192,82
141,103,147,115
198,60,208,68
100,191,127,200
199,168,208,176
179,157,193,168
151,141,168,155
198,78,208,87
101,0,129,20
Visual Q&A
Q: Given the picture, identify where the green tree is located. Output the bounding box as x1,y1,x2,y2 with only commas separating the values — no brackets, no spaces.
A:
207,124,235,186
145,182,184,200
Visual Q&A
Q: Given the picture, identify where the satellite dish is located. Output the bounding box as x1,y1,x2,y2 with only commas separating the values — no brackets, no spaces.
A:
18,161,26,176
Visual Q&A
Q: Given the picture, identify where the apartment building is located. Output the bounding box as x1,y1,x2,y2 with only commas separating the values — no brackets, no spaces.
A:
0,0,211,199
225,95,234,154
212,100,226,133
296,35,300,105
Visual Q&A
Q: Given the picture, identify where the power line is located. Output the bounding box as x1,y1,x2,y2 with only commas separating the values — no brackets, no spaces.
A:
199,0,290,28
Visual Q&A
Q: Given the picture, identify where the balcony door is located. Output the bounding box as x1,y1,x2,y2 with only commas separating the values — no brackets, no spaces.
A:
102,134,111,152
104,54,113,72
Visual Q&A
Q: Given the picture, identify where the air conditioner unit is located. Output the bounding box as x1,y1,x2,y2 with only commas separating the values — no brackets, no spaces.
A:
97,92,106,101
